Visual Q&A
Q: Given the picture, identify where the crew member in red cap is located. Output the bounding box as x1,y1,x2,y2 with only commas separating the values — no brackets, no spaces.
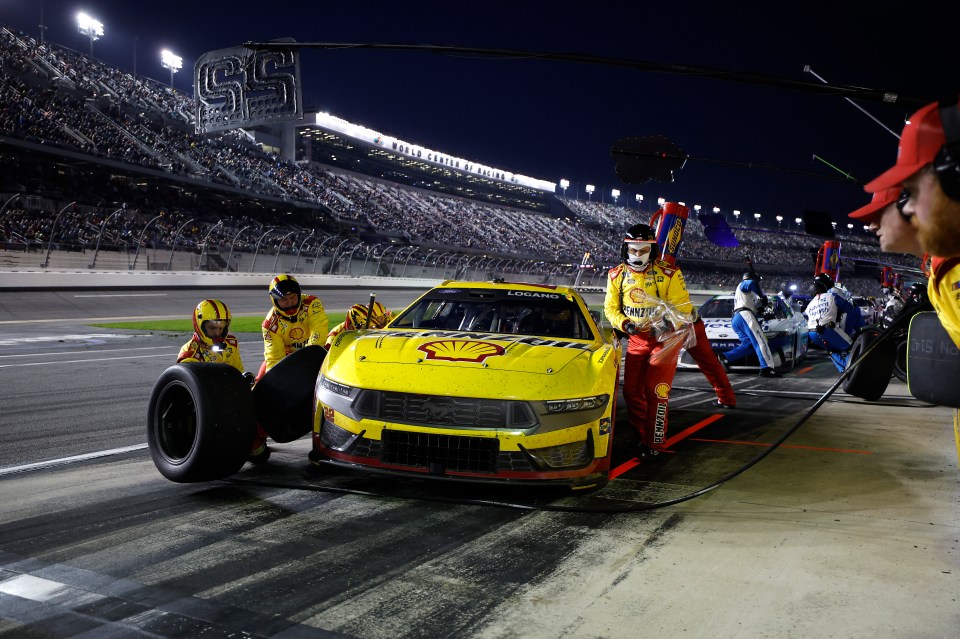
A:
863,98,960,348
849,187,925,258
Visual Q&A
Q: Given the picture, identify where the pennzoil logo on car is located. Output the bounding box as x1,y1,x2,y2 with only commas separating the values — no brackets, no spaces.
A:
418,339,505,363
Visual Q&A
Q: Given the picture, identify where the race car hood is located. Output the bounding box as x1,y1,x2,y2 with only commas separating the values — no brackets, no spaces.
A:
701,317,788,339
323,329,614,398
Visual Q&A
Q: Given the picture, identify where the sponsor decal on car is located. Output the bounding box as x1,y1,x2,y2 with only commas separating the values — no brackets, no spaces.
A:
417,339,505,363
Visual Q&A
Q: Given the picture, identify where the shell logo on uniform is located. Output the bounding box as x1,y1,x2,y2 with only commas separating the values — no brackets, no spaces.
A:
628,288,653,304
289,327,305,340
654,383,671,399
417,339,505,363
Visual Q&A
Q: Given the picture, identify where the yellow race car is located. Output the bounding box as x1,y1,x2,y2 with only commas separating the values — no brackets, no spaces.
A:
310,280,621,490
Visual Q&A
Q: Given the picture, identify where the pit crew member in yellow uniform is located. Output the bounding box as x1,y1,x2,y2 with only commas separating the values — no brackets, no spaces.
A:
177,299,244,372
178,299,263,461
324,301,392,349
604,224,694,457
260,273,329,375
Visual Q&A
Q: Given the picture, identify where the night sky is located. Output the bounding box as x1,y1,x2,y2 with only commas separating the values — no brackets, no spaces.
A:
3,1,957,226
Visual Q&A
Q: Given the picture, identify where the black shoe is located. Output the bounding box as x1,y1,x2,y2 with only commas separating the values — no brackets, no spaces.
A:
718,353,730,372
759,368,782,378
307,449,327,467
715,400,736,409
636,444,662,458
247,444,271,464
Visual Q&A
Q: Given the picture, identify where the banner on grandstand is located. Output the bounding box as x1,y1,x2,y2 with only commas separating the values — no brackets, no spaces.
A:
194,39,303,134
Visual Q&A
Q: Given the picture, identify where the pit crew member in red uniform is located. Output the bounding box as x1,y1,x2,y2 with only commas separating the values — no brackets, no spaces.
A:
604,224,695,457
177,299,245,372
324,301,392,349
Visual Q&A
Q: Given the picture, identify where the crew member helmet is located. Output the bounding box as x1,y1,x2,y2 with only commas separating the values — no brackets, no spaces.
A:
345,302,392,329
621,223,659,266
812,272,834,294
268,274,302,318
193,299,231,347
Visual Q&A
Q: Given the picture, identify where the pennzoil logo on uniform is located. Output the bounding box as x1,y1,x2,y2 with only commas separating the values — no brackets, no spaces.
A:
418,339,505,363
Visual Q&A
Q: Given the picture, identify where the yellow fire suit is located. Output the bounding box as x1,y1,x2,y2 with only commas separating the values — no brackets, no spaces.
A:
261,295,329,372
929,256,960,349
604,261,694,451
177,335,244,372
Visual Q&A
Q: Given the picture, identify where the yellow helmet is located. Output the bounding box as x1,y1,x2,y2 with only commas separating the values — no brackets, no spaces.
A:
346,302,391,329
193,299,231,347
268,273,301,318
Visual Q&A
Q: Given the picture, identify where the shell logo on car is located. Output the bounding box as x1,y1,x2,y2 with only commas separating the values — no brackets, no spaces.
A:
417,339,505,363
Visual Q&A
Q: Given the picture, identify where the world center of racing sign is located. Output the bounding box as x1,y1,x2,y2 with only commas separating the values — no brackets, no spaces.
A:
193,40,303,135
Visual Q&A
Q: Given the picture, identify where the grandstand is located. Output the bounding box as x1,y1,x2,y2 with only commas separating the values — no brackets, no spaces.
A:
0,23,923,295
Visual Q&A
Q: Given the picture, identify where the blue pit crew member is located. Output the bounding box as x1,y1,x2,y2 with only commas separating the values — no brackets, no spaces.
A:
723,273,781,378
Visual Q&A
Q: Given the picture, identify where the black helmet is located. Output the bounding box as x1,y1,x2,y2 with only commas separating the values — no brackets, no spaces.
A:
268,273,302,318
812,272,834,294
621,224,659,263
742,272,752,281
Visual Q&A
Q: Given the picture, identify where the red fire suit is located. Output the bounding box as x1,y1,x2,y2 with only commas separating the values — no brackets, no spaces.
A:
604,261,694,451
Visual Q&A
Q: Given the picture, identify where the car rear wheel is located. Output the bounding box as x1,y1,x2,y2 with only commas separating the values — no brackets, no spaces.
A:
147,363,256,483
892,337,908,382
842,328,895,401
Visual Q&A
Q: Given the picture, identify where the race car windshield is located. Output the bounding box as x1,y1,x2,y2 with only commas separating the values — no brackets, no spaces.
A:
697,298,735,319
391,291,592,339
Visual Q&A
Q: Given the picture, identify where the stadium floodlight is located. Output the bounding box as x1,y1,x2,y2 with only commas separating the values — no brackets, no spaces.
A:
585,184,595,201
76,12,103,57
847,223,854,230
693,204,701,212
715,207,723,214
754,213,761,227
559,179,569,196
863,225,870,231
635,194,643,208
732,210,740,222
795,217,802,228
776,215,783,227
611,189,620,203
831,221,837,228
161,49,183,87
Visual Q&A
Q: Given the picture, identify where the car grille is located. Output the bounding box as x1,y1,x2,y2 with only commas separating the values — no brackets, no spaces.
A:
358,390,536,429
320,422,534,472
382,430,499,473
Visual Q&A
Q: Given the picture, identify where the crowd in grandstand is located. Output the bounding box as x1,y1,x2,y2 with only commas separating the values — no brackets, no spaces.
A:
0,23,925,296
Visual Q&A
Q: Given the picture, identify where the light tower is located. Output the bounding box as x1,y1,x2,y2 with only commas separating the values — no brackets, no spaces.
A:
76,12,103,57
160,49,182,88
585,184,595,201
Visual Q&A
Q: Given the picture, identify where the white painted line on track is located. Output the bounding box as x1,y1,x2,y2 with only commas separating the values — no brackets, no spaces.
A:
73,293,169,298
0,444,148,476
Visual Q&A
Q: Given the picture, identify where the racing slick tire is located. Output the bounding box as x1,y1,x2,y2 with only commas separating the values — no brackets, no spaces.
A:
892,338,908,382
147,363,256,483
841,328,894,401
252,345,327,443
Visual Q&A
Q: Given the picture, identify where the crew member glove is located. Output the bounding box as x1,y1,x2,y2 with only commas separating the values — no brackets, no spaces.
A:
243,371,256,388
622,320,638,335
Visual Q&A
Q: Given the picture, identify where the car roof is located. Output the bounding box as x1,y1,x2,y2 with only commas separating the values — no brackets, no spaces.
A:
437,279,581,297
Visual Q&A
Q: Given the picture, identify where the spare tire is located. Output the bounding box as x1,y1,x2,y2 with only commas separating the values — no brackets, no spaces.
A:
147,363,256,483
842,328,895,401
253,345,327,443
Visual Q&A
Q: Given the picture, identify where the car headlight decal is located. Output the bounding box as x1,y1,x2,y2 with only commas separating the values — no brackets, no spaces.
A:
320,375,354,397
544,394,609,414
